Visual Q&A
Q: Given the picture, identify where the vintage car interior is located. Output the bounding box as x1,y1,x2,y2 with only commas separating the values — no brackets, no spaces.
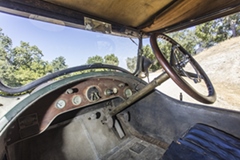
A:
0,0,240,159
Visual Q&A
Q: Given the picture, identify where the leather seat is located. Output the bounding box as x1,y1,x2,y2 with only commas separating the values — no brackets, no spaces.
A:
162,124,240,160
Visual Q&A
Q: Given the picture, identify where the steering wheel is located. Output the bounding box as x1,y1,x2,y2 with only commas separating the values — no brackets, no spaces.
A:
150,33,216,104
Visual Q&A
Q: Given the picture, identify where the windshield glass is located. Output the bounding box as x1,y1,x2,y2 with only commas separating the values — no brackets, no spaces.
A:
1,11,239,112
0,12,138,88
141,12,240,110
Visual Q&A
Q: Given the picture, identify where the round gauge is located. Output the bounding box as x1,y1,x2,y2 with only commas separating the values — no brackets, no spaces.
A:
124,88,133,98
86,86,101,102
72,95,82,105
55,99,66,109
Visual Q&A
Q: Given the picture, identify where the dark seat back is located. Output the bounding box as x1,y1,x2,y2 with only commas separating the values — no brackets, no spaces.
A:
162,123,240,160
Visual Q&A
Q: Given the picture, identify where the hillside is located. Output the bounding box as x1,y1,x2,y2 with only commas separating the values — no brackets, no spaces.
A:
154,36,240,110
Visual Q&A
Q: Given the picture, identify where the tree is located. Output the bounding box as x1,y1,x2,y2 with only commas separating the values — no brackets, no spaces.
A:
87,54,119,66
3,41,53,86
195,20,222,48
51,56,68,72
195,12,240,49
170,29,198,54
0,29,15,87
87,55,104,64
0,28,12,81
126,56,137,72
104,54,119,66
0,28,12,62
0,28,69,91
11,41,43,69
85,54,120,72
216,13,240,38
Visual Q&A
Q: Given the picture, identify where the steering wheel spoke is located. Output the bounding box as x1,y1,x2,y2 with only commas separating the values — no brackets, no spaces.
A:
180,70,203,83
150,33,216,104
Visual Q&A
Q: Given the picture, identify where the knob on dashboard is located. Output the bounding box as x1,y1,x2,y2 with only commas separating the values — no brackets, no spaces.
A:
104,87,118,96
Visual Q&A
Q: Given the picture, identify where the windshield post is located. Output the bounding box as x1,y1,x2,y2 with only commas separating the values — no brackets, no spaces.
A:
133,33,143,76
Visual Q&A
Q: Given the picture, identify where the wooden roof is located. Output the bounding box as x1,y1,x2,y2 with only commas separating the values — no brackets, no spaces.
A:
1,0,240,36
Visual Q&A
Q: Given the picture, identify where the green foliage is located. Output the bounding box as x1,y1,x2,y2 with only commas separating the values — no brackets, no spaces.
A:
86,54,119,71
216,13,240,38
126,56,137,72
11,42,43,69
0,28,68,95
87,55,104,64
0,29,12,82
170,29,197,54
51,56,68,72
87,54,119,66
195,21,223,48
0,28,12,61
195,12,240,48
2,41,56,87
104,54,119,66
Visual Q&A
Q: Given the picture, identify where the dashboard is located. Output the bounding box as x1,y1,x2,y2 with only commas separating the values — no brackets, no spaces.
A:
5,73,145,146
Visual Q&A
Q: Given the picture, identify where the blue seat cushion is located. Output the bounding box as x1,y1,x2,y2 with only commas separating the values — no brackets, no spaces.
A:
162,123,240,160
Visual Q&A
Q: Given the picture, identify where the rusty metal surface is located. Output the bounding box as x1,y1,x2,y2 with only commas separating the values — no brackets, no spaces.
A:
4,72,145,146
39,78,129,131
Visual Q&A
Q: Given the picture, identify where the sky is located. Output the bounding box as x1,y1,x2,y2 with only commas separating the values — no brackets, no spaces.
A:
0,12,147,69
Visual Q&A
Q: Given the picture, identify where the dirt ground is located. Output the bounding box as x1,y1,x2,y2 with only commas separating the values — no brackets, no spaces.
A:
150,36,240,111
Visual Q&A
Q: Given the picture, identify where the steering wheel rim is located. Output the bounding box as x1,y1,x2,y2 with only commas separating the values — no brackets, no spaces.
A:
150,33,216,104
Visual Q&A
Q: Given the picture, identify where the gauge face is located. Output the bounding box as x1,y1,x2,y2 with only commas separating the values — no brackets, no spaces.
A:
55,99,66,109
86,86,101,102
124,88,133,98
72,95,82,105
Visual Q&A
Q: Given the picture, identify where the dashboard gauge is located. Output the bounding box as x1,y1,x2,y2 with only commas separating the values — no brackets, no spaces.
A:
124,88,133,98
55,99,66,109
86,86,101,102
72,95,82,105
